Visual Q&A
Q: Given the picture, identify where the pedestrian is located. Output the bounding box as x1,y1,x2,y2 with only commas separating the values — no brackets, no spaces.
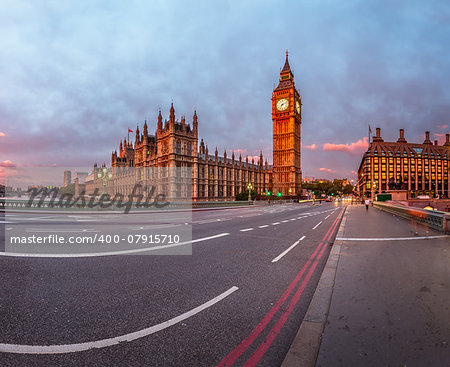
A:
365,198,370,210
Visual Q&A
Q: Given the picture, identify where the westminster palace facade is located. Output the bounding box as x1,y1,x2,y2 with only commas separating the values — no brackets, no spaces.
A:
86,53,303,201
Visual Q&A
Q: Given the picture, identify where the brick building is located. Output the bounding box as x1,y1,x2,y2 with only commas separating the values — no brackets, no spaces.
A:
357,128,450,198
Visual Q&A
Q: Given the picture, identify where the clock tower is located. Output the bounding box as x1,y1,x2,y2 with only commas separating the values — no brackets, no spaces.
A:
272,51,302,197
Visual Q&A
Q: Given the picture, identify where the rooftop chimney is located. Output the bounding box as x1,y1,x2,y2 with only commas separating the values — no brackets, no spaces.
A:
423,131,432,145
372,127,384,142
397,128,406,143
444,133,450,146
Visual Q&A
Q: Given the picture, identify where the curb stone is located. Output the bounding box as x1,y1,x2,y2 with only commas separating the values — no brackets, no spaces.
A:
281,206,348,367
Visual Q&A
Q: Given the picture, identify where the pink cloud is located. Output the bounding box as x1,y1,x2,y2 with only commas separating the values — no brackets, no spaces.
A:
323,137,369,154
231,149,247,156
0,132,5,137
437,125,448,130
351,170,358,175
434,133,446,144
0,160,16,167
319,167,335,174
304,143,317,150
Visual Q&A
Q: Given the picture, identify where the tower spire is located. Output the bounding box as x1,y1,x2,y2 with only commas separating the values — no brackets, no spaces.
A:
281,49,291,73
169,101,175,126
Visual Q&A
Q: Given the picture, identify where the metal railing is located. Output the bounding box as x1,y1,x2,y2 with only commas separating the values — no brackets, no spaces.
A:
373,201,450,234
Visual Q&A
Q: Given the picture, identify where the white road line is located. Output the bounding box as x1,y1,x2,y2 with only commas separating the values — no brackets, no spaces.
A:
271,222,280,225
337,235,450,241
281,220,289,223
272,236,305,262
240,228,254,232
289,218,296,221
299,235,306,241
312,221,322,230
0,286,239,354
258,225,269,228
0,221,14,224
0,233,230,258
325,214,330,220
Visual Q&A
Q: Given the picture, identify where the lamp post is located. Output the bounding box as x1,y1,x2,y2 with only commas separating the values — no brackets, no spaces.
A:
97,167,113,195
247,183,253,202
371,181,377,202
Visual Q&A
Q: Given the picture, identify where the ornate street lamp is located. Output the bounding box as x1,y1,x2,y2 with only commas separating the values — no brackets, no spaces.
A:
97,167,113,195
247,183,253,202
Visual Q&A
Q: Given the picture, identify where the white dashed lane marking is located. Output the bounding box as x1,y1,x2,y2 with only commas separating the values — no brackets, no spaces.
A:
272,235,306,263
312,221,322,230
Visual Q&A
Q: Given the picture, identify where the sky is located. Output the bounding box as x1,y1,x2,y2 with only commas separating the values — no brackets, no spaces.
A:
1,0,449,181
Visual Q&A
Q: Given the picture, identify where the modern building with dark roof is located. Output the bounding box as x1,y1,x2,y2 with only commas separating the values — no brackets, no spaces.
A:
357,128,450,198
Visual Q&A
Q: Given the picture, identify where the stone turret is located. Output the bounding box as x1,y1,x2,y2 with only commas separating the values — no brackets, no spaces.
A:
157,109,162,132
193,109,198,136
169,102,175,126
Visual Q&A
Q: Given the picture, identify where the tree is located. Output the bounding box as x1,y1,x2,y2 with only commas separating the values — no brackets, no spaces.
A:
235,189,257,201
343,184,354,195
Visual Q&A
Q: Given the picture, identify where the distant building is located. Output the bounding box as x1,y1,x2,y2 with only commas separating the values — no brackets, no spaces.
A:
73,172,88,184
357,128,450,198
63,170,72,187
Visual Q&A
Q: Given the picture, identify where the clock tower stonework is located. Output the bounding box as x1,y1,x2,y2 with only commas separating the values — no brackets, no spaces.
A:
272,51,302,196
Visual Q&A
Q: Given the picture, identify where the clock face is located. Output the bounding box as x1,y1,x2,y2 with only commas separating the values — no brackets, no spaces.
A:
296,101,301,114
276,98,289,111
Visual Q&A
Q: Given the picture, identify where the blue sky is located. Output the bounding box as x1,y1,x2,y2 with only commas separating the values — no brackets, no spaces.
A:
1,0,449,180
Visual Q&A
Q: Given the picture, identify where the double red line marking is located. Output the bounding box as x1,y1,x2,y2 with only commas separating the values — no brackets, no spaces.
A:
218,208,345,367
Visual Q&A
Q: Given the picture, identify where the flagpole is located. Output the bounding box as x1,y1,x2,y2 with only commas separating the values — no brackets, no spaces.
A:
128,128,130,144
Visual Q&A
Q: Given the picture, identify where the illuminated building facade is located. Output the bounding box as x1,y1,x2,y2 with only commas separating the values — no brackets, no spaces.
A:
86,53,306,201
357,128,450,198
272,51,302,196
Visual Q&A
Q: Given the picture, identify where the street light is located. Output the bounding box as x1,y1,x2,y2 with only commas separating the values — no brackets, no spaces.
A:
247,183,253,202
97,167,113,195
371,180,377,201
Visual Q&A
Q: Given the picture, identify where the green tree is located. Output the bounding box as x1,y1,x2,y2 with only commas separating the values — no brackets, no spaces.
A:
343,184,354,195
235,189,257,201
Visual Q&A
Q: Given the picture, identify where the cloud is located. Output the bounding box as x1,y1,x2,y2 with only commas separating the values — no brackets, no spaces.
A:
0,132,5,137
434,133,447,144
351,170,358,175
437,125,448,130
0,160,16,167
1,1,449,176
323,137,369,155
303,144,317,150
231,149,248,156
319,167,335,174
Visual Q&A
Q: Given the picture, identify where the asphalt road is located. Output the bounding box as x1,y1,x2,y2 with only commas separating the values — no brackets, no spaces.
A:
0,202,344,366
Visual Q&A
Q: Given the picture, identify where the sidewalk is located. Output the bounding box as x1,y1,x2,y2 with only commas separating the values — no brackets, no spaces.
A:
282,204,449,367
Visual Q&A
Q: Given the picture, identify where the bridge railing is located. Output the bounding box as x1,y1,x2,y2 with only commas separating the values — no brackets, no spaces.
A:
373,201,450,234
